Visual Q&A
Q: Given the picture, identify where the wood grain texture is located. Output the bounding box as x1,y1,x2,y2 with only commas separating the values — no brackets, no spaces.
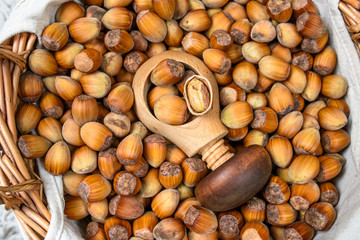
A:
195,145,272,212
133,51,228,157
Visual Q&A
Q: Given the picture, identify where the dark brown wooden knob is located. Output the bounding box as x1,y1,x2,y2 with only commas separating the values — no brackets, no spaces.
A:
195,145,272,212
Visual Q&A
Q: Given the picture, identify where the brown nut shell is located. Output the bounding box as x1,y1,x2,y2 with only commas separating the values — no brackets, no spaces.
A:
151,189,180,219
45,141,71,175
64,196,89,220
69,17,101,43
184,205,218,235
78,174,112,203
266,203,297,227
304,202,336,231
154,95,188,125
110,195,145,220
153,218,185,240
41,22,69,51
104,217,132,240
136,10,168,43
221,101,253,129
80,122,113,151
240,221,269,240
113,171,142,196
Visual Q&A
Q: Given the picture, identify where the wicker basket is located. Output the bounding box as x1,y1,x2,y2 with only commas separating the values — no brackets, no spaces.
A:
0,33,51,240
339,0,360,54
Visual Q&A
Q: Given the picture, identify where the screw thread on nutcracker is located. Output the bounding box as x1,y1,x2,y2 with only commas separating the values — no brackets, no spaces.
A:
199,139,234,170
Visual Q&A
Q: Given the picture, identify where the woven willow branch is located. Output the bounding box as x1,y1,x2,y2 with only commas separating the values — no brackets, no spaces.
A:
339,1,360,54
0,33,50,240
